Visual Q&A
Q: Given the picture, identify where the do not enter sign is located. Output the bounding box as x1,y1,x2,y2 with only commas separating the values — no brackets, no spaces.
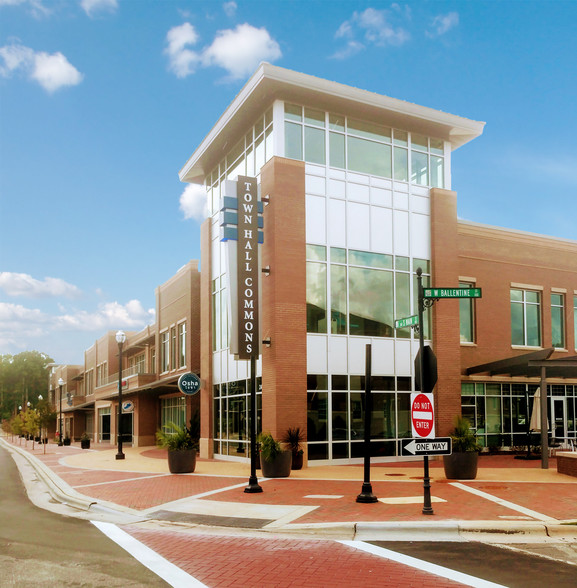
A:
411,392,435,438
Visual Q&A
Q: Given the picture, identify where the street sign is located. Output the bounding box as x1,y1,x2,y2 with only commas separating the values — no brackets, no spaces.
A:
401,437,452,457
411,392,435,438
395,315,419,329
178,372,201,395
424,287,482,299
414,345,437,392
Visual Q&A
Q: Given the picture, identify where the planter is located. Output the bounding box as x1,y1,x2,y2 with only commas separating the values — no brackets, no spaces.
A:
291,451,303,470
261,450,292,478
443,452,478,480
81,439,91,449
63,438,71,446
167,448,196,474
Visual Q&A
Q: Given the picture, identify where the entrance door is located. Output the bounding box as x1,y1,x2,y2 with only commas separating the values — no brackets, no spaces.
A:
551,397,567,443
120,413,133,445
100,414,111,442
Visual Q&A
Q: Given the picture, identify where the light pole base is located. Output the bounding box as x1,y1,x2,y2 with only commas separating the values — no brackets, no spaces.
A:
356,483,378,503
244,476,263,493
115,452,125,460
57,442,63,447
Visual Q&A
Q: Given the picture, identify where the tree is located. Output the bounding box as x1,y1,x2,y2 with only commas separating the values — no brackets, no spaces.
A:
0,351,54,421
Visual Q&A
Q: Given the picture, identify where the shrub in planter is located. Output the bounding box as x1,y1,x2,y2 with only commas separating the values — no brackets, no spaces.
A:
282,426,305,470
80,432,91,449
63,437,71,446
156,420,199,474
443,416,481,480
259,432,292,478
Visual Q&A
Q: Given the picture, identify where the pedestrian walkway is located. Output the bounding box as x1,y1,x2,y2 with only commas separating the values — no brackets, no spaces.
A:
2,436,577,541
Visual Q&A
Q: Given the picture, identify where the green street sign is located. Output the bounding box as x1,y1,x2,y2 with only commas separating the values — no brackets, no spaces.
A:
395,315,419,329
424,288,482,299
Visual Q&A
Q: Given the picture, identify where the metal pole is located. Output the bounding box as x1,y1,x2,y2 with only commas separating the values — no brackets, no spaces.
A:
245,354,262,493
357,344,377,503
116,339,125,460
417,268,434,515
540,367,548,469
58,384,63,446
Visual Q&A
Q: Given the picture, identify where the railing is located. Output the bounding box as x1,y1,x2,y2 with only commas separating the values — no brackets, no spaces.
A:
96,366,156,388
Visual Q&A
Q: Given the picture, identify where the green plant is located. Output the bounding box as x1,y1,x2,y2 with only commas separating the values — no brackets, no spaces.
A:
282,426,304,455
156,421,198,451
80,432,90,441
259,432,283,461
450,416,481,452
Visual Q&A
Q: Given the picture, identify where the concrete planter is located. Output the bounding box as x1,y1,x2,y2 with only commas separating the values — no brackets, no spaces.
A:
443,452,478,480
167,448,197,474
261,450,292,478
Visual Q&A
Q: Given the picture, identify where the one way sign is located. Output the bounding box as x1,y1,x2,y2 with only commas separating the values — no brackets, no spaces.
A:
401,437,452,457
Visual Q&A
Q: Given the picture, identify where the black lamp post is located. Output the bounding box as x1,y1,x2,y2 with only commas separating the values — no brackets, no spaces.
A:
57,378,64,446
115,330,126,460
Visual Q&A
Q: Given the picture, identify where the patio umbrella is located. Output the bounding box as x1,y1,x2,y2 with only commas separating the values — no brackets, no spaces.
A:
529,388,548,431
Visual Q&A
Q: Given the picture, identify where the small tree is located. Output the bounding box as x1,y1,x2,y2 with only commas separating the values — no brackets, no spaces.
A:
11,413,23,442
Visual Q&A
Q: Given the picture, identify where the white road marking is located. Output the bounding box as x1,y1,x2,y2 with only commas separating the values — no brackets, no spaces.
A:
91,520,207,587
339,540,507,588
450,482,556,522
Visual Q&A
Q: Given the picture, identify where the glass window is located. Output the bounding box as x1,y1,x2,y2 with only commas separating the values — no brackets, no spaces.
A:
307,392,328,441
411,134,428,151
329,113,345,132
331,264,347,335
551,293,565,349
349,250,393,269
393,130,408,147
394,147,408,182
178,322,186,368
307,261,327,333
459,282,475,343
329,132,345,169
285,121,302,160
511,289,541,347
347,136,391,177
349,267,394,337
284,103,302,122
331,247,346,264
306,244,326,261
160,331,169,372
304,126,326,165
411,150,428,185
430,155,444,188
395,272,411,339
430,138,444,155
348,118,391,142
332,393,348,440
304,107,325,127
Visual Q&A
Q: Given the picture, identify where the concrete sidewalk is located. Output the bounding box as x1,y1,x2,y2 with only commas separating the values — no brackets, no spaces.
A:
3,436,577,542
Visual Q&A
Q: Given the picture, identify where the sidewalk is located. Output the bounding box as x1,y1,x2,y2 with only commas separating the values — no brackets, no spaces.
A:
3,436,577,542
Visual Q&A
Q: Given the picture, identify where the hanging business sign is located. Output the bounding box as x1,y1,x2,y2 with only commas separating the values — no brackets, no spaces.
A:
122,400,134,413
178,372,201,395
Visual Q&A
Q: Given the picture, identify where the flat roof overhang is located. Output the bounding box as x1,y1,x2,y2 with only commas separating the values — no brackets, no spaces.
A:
179,63,485,185
466,348,577,379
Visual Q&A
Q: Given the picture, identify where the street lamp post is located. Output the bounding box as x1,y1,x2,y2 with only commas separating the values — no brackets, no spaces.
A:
115,330,126,460
57,378,64,446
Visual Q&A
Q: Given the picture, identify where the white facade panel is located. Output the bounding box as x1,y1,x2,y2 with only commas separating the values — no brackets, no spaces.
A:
307,335,328,373
305,174,326,195
410,213,431,260
306,194,327,244
393,192,409,210
347,172,369,185
347,202,370,251
348,182,370,203
393,210,410,256
395,340,413,375
348,338,371,374
328,198,347,247
328,336,348,374
370,206,393,253
371,339,395,374
327,178,346,199
412,195,430,215
370,187,392,208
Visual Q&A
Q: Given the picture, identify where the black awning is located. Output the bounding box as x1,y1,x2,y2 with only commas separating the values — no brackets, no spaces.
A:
466,348,577,379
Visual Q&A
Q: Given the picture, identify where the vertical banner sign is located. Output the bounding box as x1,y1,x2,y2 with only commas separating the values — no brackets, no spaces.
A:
411,392,435,439
236,176,259,359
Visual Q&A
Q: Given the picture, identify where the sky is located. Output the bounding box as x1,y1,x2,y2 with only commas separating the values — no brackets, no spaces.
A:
1,0,576,364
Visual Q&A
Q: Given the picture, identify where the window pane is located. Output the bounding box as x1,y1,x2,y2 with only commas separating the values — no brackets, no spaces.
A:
395,272,411,339
329,132,345,169
349,250,393,269
511,301,525,345
284,103,302,121
430,138,444,155
329,113,345,132
411,150,428,185
331,247,346,263
459,282,474,343
304,126,326,164
411,133,428,151
304,107,325,127
552,305,564,348
348,118,391,142
348,136,391,178
331,264,347,334
393,130,408,147
332,392,348,440
285,122,302,160
307,261,327,333
430,155,444,188
306,244,326,261
307,392,328,441
526,303,541,346
349,267,393,337
394,147,408,182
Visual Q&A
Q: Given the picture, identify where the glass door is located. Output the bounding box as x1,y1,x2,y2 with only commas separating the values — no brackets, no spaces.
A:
551,397,567,443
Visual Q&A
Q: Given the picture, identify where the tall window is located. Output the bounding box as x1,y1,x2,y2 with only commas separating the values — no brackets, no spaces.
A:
511,289,541,347
459,282,475,343
306,245,327,333
574,295,577,350
160,331,169,372
551,294,565,349
178,322,187,368
170,326,177,370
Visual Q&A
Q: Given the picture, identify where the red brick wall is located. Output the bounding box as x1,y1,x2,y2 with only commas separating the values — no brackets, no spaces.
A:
260,157,308,441
557,453,577,478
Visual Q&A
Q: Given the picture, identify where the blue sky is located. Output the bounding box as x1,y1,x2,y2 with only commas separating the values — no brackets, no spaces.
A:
1,0,576,364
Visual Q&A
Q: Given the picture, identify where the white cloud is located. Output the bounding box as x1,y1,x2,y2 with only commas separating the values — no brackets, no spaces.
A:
179,184,209,222
165,22,281,80
0,43,83,92
0,0,50,18
80,0,118,17
202,23,281,79
56,300,155,331
165,22,201,78
428,12,459,37
0,272,83,299
332,6,411,59
223,1,237,17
